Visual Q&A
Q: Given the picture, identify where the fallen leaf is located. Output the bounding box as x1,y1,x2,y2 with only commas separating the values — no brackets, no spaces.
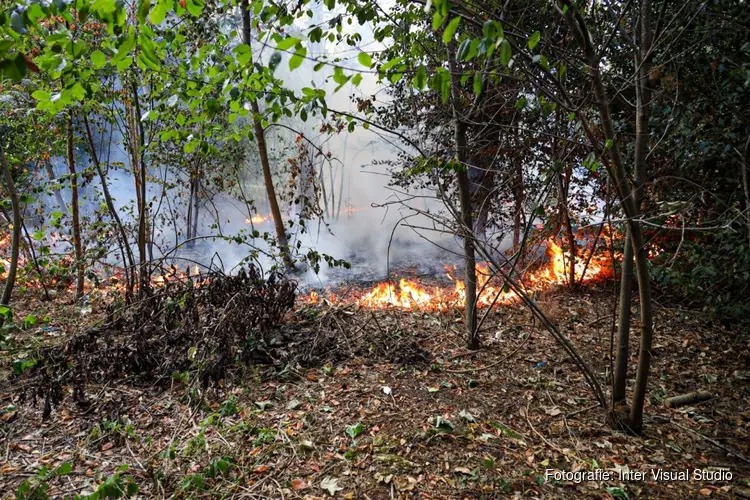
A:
254,465,270,473
320,476,343,496
454,467,472,475
393,475,418,491
291,478,307,490
101,442,114,451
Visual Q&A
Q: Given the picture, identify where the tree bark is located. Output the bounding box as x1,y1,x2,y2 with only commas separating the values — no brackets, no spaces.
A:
0,144,21,311
447,45,478,350
67,113,85,300
241,0,294,269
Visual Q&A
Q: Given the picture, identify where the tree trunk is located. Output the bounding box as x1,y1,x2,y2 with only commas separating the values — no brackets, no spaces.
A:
562,0,654,432
740,134,750,251
67,113,85,300
241,0,294,269
627,0,654,433
83,116,135,300
512,126,524,256
613,0,654,416
613,237,633,405
130,80,150,295
447,44,478,350
0,144,21,311
192,178,200,241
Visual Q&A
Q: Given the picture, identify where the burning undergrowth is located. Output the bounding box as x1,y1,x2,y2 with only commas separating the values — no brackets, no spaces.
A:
6,267,298,417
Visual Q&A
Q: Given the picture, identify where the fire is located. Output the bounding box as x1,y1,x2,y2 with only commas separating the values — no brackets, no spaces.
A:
151,264,203,287
301,237,616,311
245,214,270,224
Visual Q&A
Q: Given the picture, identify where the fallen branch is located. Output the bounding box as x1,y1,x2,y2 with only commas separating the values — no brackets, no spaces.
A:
665,391,712,408
671,420,750,465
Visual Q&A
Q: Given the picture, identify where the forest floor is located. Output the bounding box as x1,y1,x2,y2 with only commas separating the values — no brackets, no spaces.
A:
0,283,749,499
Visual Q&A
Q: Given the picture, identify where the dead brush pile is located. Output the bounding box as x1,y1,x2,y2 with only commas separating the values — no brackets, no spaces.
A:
5,267,297,417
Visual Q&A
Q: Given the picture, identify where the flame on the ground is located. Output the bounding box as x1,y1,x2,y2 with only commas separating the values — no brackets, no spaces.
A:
301,238,617,310
245,213,270,224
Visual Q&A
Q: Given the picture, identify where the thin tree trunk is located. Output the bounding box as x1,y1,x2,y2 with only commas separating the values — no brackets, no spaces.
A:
740,134,750,250
613,238,633,405
192,178,200,241
241,0,294,269
186,175,195,241
613,0,653,416
564,2,654,432
627,0,654,433
44,162,68,215
83,115,135,300
447,44,478,350
67,113,85,300
130,80,150,295
513,155,524,250
0,144,21,311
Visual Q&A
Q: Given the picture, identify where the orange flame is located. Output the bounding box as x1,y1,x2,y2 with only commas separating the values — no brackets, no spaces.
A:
300,237,617,310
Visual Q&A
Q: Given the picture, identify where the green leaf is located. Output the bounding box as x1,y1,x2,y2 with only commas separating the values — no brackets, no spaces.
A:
55,463,72,476
357,51,372,68
23,314,38,329
276,36,301,51
268,51,282,72
289,47,306,70
91,50,107,69
150,0,168,25
380,56,402,72
137,0,151,23
499,39,512,66
528,31,541,49
442,17,461,44
351,73,362,86
457,39,471,61
345,423,363,438
413,65,427,90
31,90,50,101
472,72,482,96
432,11,444,31
186,0,203,17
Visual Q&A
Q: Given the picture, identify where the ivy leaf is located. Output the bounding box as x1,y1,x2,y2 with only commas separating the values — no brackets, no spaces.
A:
442,17,461,44
528,31,541,50
320,477,343,496
357,51,372,68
